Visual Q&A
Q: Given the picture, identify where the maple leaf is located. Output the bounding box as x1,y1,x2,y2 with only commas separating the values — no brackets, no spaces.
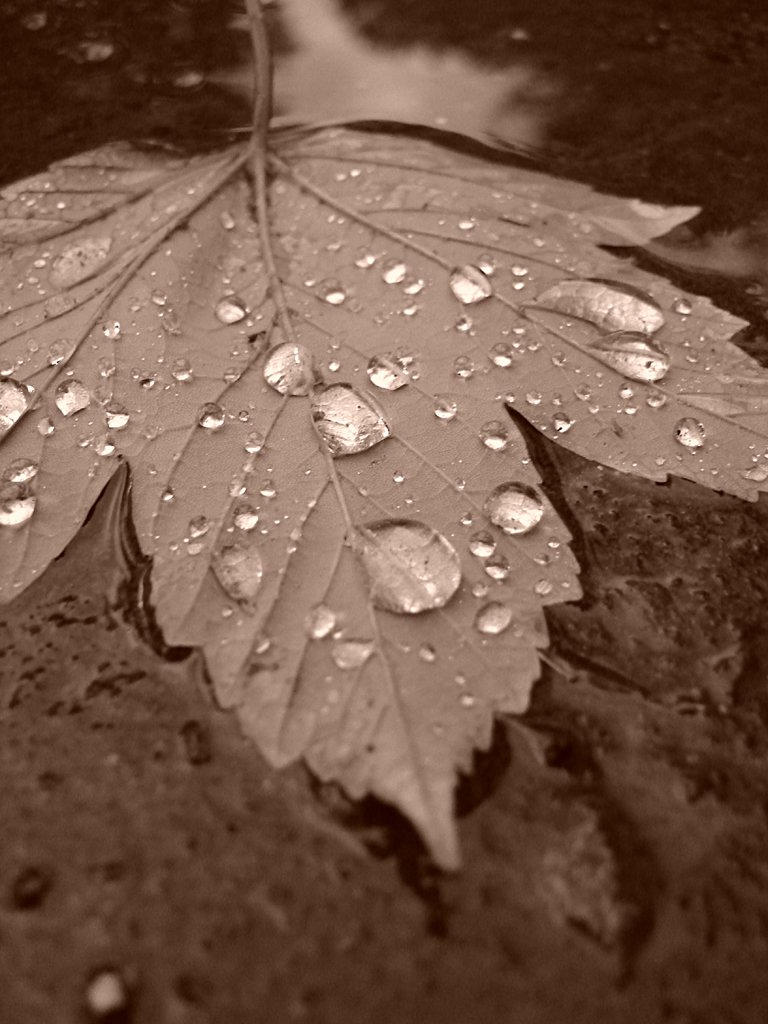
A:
1,7,766,868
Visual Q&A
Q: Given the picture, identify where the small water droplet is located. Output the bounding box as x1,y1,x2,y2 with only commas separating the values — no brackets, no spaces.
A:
475,601,513,635
305,604,336,639
489,342,514,368
311,384,390,457
54,379,90,417
104,403,130,431
673,297,693,315
2,458,38,484
319,279,347,305
673,417,705,449
354,248,377,269
646,391,667,409
403,276,425,296
264,342,315,396
534,579,553,596
93,434,116,457
189,515,210,538
552,412,574,434
37,416,54,437
355,519,462,614
449,264,493,304
244,431,264,455
525,391,542,406
455,314,474,333
212,543,263,604
485,482,544,535
433,395,458,421
150,289,167,306
511,265,529,277
0,493,35,527
46,338,73,366
160,486,175,504
259,480,276,499
469,530,496,558
382,259,407,285
0,379,32,435
453,355,475,380
220,210,236,231
215,295,247,324
197,403,225,430
419,643,437,662
331,639,374,670
479,420,509,450
233,503,259,530
745,464,768,483
50,236,112,288
484,555,510,580
102,320,121,340
84,969,129,1021
367,352,410,391
171,358,193,383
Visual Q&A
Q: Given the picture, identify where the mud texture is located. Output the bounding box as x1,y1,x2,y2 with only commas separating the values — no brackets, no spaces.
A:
2,1,768,1022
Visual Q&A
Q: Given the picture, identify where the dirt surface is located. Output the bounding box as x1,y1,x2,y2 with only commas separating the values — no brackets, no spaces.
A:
2,1,768,1022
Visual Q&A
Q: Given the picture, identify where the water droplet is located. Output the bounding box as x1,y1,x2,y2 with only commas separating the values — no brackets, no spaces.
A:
455,314,473,333
150,289,167,306
311,384,390,457
355,519,462,614
170,66,205,90
171,358,193,382
212,543,263,604
197,403,225,430
354,249,377,269
449,264,493,304
534,579,553,596
533,279,664,334
220,210,236,231
259,480,276,499
646,392,667,409
2,458,38,484
50,237,112,288
403,276,425,296
0,379,32,435
319,279,347,305
263,342,315,396
215,295,247,324
475,602,513,635
673,297,693,315
433,395,458,421
673,417,705,449
305,604,336,639
382,259,407,284
37,416,54,437
591,331,670,382
485,482,544,535
525,391,542,406
469,530,496,558
745,464,768,483
102,320,121,340
93,434,116,457
552,412,574,433
0,493,35,527
332,639,374,670
367,352,410,391
479,420,509,451
98,358,115,379
84,969,129,1021
189,515,210,538
104,403,130,431
46,338,73,366
453,355,475,380
54,379,90,417
233,503,259,530
484,555,510,580
244,431,264,455
161,486,175,504
489,342,514,368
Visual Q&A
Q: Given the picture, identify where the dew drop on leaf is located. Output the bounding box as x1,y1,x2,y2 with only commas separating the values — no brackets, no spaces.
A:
93,434,116,457
2,457,38,484
305,604,336,640
474,601,513,635
673,297,693,315
318,279,347,305
484,482,544,535
489,342,515,368
214,296,247,324
453,355,475,380
449,264,493,305
745,464,768,483
381,259,407,284
532,279,665,334
233,503,259,531
673,417,706,449
331,638,374,670
311,384,390,457
197,403,225,430
355,519,462,614
49,236,112,288
479,420,509,450
0,379,32,436
84,970,128,1021
171,358,193,382
419,643,437,662
591,331,671,382
104,403,130,430
552,412,574,434
433,395,458,421
212,543,263,604
403,276,425,296
54,379,90,417
188,515,210,538
469,530,496,558
484,555,510,580
0,493,35,527
37,416,54,437
646,392,667,409
263,342,315,396
244,431,264,454
102,320,121,340
354,249,376,269
367,353,410,391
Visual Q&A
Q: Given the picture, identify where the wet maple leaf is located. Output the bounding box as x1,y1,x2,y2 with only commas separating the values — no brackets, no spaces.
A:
1,21,766,868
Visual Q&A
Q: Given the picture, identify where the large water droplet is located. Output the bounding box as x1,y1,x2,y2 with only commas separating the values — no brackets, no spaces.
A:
50,236,112,288
484,482,544,535
533,279,664,334
332,638,374,670
319,279,347,305
197,403,225,430
0,379,32,436
0,493,35,527
233,503,259,531
673,417,705,449
355,519,462,614
54,379,90,417
305,604,336,639
212,543,263,604
469,530,496,558
475,601,513,635
263,342,315,396
591,331,671,382
479,420,509,451
367,352,410,391
311,384,390,457
449,264,493,304
2,458,38,484
214,296,247,325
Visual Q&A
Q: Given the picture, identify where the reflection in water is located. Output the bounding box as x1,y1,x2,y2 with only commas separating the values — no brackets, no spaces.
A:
219,0,557,151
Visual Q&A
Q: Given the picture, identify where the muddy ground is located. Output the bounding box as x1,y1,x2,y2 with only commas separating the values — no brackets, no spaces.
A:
2,1,768,1022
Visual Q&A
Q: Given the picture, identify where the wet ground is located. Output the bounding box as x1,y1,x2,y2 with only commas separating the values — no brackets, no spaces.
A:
2,1,768,1021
